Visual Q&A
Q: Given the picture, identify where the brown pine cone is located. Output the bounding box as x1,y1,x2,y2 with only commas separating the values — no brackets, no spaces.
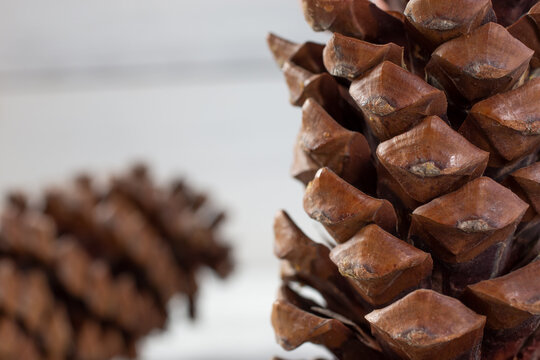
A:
0,164,232,359
268,0,540,359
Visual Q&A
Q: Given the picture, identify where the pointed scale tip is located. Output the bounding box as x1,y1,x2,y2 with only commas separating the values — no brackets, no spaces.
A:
304,167,397,243
266,33,300,69
459,78,540,166
508,3,540,69
410,177,528,296
323,32,403,80
376,116,489,204
426,22,534,105
297,98,372,186
404,0,495,50
465,260,540,359
330,224,432,306
350,61,447,141
366,289,485,360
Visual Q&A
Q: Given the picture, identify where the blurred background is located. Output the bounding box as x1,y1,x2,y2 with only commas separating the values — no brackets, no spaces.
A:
0,1,332,359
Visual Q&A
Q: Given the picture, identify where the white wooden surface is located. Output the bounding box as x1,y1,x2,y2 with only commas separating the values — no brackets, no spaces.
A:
0,0,329,72
0,1,334,359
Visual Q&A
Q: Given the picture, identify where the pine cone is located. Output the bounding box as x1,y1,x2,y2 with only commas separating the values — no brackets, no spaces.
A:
0,165,232,360
268,1,540,359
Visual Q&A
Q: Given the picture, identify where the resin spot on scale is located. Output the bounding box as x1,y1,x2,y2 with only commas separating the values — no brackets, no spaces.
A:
457,218,493,233
408,161,441,177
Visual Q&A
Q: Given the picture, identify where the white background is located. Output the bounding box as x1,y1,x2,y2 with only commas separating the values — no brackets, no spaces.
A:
0,1,333,359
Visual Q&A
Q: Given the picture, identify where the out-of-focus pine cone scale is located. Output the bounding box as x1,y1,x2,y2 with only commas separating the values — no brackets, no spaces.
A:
268,0,540,358
1,204,164,336
72,317,133,360
0,316,41,360
110,167,233,279
0,258,72,359
44,181,189,310
0,165,232,359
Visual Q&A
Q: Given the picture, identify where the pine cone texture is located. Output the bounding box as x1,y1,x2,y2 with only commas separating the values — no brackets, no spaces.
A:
268,0,540,359
0,165,232,360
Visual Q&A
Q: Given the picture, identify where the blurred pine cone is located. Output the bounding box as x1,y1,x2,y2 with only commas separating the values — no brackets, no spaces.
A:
0,164,232,360
268,1,540,359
